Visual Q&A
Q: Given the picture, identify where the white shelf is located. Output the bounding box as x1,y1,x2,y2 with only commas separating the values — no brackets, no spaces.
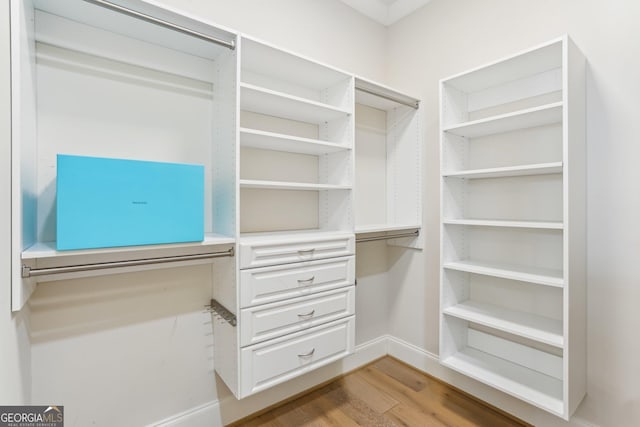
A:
240,179,351,191
22,233,234,260
355,224,421,234
242,37,350,91
443,301,563,348
443,162,563,179
240,83,351,123
442,348,564,416
443,219,563,230
443,102,563,138
240,128,349,155
442,38,563,93
443,260,563,288
355,77,420,111
240,229,354,244
21,233,235,275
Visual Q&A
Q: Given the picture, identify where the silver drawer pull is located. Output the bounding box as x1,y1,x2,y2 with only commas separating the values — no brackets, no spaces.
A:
298,348,315,358
297,309,315,319
297,248,315,255
297,276,315,285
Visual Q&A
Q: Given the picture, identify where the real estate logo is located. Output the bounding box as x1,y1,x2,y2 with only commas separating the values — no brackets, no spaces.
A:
0,406,63,427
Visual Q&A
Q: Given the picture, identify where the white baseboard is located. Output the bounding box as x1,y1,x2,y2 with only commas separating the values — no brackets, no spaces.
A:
385,335,598,427
149,335,388,427
150,335,598,427
150,400,221,427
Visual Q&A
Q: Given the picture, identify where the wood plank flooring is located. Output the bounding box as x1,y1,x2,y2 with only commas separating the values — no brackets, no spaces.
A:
231,357,531,427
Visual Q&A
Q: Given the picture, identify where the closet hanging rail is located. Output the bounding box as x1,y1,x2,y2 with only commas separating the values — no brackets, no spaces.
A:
356,229,419,243
83,0,236,50
21,247,234,278
355,86,420,109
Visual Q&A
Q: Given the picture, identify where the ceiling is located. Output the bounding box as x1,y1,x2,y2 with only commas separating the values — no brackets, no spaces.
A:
339,0,432,26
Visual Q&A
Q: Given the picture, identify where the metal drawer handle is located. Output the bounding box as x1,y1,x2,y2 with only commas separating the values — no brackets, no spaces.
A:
297,248,315,255
298,348,315,358
297,276,315,285
297,309,315,319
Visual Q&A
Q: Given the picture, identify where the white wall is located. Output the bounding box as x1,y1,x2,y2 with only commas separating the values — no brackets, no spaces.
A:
154,0,388,83
386,1,640,426
0,1,31,405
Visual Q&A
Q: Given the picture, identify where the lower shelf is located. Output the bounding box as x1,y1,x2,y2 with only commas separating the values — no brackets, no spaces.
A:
21,233,235,281
443,301,564,348
442,348,564,417
355,224,420,234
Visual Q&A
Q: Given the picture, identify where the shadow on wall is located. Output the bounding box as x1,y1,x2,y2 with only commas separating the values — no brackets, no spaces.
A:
28,263,215,344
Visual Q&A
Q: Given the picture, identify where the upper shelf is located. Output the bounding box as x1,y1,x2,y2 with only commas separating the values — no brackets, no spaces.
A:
240,128,350,155
443,162,563,179
355,77,420,110
442,38,563,93
33,0,236,61
240,83,351,123
241,37,350,92
443,102,563,138
443,259,563,288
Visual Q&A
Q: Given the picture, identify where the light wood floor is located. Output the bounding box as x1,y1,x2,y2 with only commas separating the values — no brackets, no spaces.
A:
232,357,531,427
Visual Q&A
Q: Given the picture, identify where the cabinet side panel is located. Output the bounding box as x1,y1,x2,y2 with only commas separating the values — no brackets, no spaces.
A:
212,254,239,397
354,103,387,226
387,106,423,249
212,47,238,237
565,36,587,417
10,0,37,311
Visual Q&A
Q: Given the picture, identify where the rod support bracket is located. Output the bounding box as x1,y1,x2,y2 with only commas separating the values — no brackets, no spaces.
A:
210,299,237,327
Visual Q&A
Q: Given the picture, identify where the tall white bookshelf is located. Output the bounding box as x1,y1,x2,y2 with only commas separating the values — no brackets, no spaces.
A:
439,36,585,419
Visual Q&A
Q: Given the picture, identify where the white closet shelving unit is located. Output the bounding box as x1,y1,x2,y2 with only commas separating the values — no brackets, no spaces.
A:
439,36,585,419
237,36,354,236
210,36,424,399
213,36,357,399
10,0,238,311
10,0,424,401
354,78,422,248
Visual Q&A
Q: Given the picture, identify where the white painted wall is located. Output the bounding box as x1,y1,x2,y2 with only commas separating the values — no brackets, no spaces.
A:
0,1,31,405
154,0,388,83
386,1,640,426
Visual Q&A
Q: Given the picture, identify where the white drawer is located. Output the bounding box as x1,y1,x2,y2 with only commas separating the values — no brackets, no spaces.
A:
240,316,354,397
239,233,355,269
240,256,354,308
240,286,355,346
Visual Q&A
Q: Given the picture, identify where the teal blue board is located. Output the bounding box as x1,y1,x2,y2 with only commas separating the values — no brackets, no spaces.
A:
56,155,204,250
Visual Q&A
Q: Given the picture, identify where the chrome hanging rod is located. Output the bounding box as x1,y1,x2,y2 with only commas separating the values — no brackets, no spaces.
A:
83,0,236,50
356,229,419,243
21,247,234,278
355,86,420,110
210,299,237,327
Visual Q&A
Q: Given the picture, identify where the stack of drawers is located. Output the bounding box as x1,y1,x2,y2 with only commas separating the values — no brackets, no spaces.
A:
237,232,356,396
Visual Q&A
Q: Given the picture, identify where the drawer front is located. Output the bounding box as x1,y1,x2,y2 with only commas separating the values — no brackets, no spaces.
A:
240,256,355,307
240,317,354,397
239,234,355,269
240,287,355,346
